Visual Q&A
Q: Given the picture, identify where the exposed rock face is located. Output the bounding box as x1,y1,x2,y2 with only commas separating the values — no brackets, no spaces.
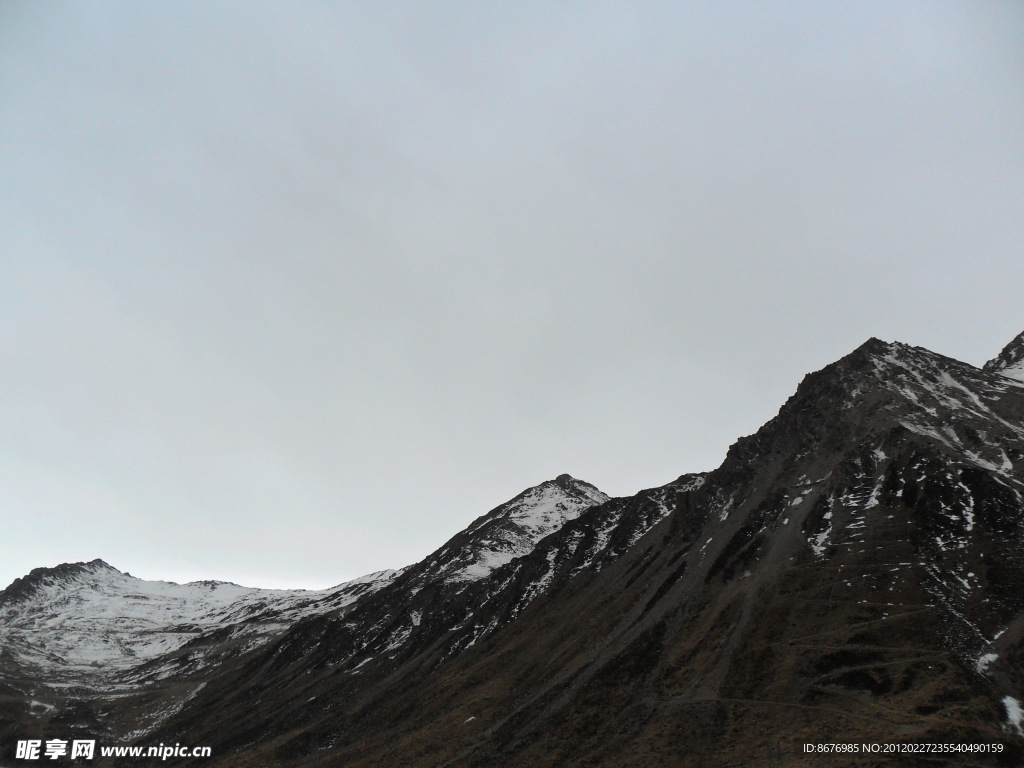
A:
5,333,1024,767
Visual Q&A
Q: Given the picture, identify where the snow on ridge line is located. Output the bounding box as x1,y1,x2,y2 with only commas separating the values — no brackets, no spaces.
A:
3,557,402,600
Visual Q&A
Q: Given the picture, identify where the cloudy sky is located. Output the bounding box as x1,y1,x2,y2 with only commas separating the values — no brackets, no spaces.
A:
1,2,1022,590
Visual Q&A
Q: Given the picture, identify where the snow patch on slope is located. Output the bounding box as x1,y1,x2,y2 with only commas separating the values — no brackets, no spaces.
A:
1004,696,1024,735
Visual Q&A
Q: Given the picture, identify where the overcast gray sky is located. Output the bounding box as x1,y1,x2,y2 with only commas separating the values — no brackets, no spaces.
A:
1,1,1023,590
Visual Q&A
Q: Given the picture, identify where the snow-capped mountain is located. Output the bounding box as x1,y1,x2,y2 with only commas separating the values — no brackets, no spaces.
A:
0,476,607,698
0,472,635,751
5,332,1024,767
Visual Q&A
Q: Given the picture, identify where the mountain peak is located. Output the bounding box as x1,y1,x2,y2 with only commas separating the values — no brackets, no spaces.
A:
983,329,1024,381
428,475,609,582
852,335,893,354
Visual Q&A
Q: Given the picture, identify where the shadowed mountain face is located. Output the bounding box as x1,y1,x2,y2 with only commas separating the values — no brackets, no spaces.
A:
5,335,1024,767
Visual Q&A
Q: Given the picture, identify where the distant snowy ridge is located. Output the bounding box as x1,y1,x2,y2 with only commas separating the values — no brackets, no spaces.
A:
0,559,398,684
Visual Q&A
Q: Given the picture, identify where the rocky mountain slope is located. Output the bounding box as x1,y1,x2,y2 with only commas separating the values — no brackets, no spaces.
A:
5,331,1024,767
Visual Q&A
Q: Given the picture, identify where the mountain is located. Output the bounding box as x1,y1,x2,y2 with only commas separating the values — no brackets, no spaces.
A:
4,333,1024,767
